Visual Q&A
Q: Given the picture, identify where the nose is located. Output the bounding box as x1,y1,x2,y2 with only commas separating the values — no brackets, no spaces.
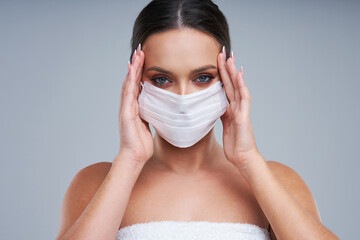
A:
173,83,195,95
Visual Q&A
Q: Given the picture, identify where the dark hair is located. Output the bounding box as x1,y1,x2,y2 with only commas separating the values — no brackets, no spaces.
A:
129,0,231,63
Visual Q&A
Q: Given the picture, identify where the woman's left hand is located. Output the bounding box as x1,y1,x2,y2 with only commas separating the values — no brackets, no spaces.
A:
217,46,260,171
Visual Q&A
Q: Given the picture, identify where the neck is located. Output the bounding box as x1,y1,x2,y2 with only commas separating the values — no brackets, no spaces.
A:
147,128,224,173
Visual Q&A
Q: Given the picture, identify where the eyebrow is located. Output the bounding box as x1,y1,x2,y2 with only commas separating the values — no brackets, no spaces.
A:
146,64,217,75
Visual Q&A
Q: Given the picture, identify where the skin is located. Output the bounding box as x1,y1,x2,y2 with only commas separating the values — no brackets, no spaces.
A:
120,29,269,230
57,28,340,239
140,28,231,172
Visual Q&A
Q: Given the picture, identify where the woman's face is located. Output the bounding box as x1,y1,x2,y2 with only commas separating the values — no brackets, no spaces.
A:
141,28,222,95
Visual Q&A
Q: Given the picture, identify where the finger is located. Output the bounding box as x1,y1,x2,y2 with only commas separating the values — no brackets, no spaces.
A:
237,68,251,116
123,57,138,118
130,51,143,101
134,50,145,98
127,48,143,99
239,66,251,102
134,43,143,113
225,52,241,102
120,61,130,110
127,47,140,88
120,66,130,116
218,47,235,102
226,51,238,81
122,45,144,119
131,47,137,64
121,49,139,116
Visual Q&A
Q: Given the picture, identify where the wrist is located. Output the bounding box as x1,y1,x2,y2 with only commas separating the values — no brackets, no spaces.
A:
113,150,146,172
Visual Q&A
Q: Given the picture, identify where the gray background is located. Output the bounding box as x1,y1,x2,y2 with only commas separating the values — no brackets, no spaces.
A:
0,0,358,239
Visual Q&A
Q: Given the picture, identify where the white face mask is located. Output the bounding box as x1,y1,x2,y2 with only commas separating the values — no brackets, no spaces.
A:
138,80,228,148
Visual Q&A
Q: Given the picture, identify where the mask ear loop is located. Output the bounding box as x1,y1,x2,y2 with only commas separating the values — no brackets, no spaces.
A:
139,81,144,92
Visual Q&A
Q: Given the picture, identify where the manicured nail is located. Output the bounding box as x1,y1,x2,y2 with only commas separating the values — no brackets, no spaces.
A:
137,43,141,56
134,49,137,57
127,60,131,71
241,65,244,76
222,45,226,61
231,50,234,59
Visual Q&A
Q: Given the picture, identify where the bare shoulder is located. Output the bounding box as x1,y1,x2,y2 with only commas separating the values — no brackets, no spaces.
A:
56,161,112,239
266,160,322,223
75,161,112,183
65,161,113,194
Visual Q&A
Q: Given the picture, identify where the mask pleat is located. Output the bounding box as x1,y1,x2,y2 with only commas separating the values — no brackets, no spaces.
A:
139,105,227,127
137,80,228,148
140,99,226,120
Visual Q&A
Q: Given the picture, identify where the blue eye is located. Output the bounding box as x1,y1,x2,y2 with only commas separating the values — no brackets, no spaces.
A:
150,75,215,86
150,76,169,85
196,75,215,84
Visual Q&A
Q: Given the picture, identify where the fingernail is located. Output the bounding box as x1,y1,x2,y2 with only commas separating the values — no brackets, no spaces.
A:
127,60,131,71
134,49,137,57
231,50,234,59
222,46,226,61
137,43,141,55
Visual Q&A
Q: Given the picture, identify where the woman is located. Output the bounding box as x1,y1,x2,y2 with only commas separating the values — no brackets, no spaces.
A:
56,1,339,239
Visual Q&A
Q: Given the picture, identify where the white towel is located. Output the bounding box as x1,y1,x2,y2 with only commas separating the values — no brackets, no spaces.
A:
117,220,271,240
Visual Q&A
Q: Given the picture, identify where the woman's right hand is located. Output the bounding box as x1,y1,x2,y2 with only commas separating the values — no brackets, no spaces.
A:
118,44,154,166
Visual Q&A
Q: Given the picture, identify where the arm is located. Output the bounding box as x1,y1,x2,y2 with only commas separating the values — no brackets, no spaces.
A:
217,49,339,240
239,152,339,240
56,151,145,240
56,43,151,240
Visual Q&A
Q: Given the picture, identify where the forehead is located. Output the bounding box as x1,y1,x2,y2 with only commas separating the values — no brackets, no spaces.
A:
142,28,221,68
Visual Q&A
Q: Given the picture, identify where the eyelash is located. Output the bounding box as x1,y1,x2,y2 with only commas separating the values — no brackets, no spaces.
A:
150,74,215,86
